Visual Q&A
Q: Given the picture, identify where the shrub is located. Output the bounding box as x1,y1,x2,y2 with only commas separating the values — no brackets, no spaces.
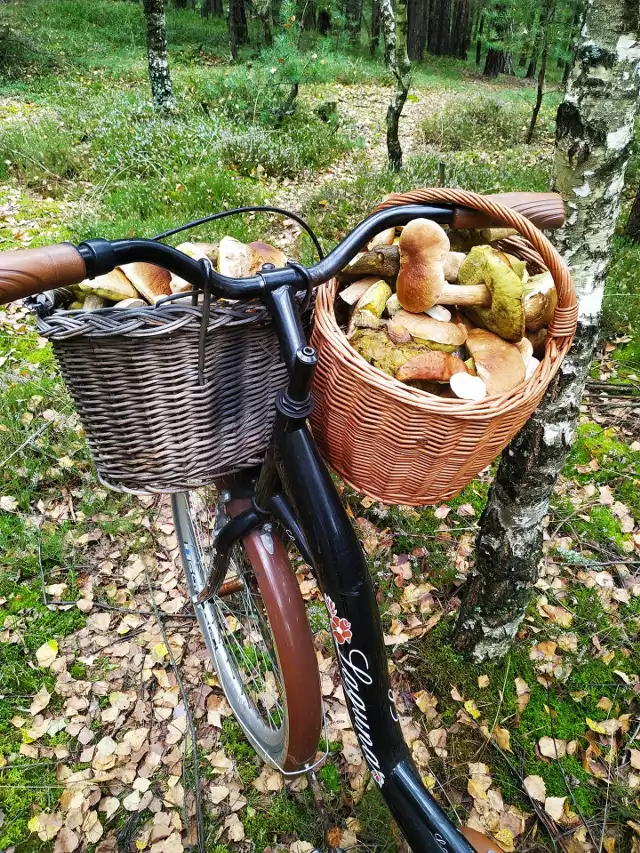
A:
417,94,553,151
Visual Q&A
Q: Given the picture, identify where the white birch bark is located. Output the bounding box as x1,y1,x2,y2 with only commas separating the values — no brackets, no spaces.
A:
378,0,412,169
142,0,177,112
453,0,640,661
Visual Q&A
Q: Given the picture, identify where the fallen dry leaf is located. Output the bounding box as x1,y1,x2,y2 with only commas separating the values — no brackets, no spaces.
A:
35,639,59,667
30,685,51,715
538,736,567,759
523,774,546,802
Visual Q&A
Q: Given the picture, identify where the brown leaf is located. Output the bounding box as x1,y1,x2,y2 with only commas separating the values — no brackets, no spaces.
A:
493,726,512,752
29,686,51,715
54,827,79,853
630,749,640,770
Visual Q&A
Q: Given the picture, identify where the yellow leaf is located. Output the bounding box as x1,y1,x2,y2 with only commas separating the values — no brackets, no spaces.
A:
153,643,168,659
464,699,481,720
35,639,58,668
494,726,512,752
586,717,621,736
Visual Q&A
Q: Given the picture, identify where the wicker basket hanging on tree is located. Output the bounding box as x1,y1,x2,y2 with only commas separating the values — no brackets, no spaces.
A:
310,188,578,506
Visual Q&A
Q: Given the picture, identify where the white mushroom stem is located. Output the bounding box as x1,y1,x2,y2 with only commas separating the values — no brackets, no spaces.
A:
436,283,491,308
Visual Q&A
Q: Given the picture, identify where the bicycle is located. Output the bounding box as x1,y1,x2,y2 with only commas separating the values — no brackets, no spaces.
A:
0,190,565,853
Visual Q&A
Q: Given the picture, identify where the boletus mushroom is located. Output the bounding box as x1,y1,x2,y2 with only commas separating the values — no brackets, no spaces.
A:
396,219,450,313
351,329,432,376
218,236,286,278
465,328,526,395
347,279,392,335
523,271,558,332
120,263,172,305
396,351,469,383
79,269,137,303
392,309,467,353
170,242,219,293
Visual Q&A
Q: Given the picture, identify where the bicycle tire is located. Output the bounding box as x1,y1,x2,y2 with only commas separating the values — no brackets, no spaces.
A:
172,490,322,773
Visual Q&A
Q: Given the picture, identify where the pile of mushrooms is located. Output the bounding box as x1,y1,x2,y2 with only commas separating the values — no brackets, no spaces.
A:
67,237,287,311
337,219,557,400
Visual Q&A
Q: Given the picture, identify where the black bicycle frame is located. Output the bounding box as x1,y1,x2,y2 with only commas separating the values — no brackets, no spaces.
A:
251,288,476,853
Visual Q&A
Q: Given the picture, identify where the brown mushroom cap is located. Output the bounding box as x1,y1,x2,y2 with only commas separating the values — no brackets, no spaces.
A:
524,271,558,332
248,240,287,272
396,351,470,383
465,328,526,396
120,263,171,305
396,219,450,313
393,309,467,349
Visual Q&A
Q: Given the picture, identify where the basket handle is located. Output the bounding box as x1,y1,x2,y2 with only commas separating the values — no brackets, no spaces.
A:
374,188,578,341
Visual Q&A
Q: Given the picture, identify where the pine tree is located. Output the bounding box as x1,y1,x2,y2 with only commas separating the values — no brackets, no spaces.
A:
453,0,640,661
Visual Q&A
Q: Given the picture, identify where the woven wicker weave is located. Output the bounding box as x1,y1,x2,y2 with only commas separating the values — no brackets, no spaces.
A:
36,302,288,494
310,188,578,506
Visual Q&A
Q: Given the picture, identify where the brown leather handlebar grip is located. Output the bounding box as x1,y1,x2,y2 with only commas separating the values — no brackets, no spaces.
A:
451,192,566,230
460,828,505,853
0,243,86,306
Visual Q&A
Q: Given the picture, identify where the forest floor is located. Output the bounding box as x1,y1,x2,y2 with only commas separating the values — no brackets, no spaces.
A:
1,3,640,853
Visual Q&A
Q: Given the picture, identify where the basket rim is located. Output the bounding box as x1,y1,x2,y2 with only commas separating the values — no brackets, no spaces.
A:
313,189,577,418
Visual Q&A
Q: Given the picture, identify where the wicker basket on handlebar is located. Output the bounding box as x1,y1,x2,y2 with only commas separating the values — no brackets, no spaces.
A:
310,188,578,506
35,301,289,494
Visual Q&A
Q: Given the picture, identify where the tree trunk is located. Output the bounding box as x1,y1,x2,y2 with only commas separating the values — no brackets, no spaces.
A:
370,0,380,54
407,0,428,59
526,0,555,142
437,0,452,54
428,0,440,53
318,7,331,33
626,187,640,240
475,11,483,64
451,0,470,58
483,46,511,75
345,0,362,43
201,0,223,16
228,0,248,58
379,0,412,169
453,0,640,661
142,0,177,111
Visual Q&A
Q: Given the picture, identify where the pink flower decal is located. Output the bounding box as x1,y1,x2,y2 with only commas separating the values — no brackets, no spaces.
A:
330,614,352,645
324,594,337,619
372,769,385,787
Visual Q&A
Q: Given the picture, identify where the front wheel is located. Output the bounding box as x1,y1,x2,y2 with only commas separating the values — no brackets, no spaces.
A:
172,488,322,773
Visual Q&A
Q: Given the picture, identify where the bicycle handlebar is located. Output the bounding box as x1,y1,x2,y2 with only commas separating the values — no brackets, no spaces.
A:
0,192,566,307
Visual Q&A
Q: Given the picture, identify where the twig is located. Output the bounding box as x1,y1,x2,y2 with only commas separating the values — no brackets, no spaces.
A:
0,420,51,468
598,687,620,853
144,565,206,853
37,501,50,607
90,600,196,620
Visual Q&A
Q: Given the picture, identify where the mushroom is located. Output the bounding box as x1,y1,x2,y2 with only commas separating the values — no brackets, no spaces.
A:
339,245,400,280
78,269,137,302
526,327,547,358
387,319,412,344
457,246,525,342
449,372,488,401
170,242,219,293
249,240,287,270
526,357,541,380
396,219,450,313
120,263,172,305
465,328,526,395
368,227,396,251
385,292,401,317
524,271,557,332
351,329,431,376
425,305,452,322
396,351,470,383
449,227,518,253
83,295,106,311
443,251,466,282
114,298,147,309
347,279,392,334
340,278,381,306
393,309,467,353
514,337,534,367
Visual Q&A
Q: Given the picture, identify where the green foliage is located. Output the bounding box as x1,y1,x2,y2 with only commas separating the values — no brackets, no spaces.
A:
417,94,554,150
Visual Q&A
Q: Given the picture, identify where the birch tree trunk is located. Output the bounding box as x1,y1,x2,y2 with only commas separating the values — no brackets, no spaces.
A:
453,0,640,661
379,0,412,170
142,0,176,111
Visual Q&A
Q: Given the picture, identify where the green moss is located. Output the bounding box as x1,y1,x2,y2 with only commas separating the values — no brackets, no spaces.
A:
243,790,321,849
318,761,342,794
354,787,396,853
